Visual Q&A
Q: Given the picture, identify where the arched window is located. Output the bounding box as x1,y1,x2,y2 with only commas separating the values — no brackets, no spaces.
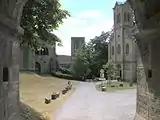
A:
45,48,49,55
117,13,121,23
118,44,121,54
127,13,130,21
112,46,114,55
41,48,49,55
124,12,127,22
126,44,129,54
3,67,9,82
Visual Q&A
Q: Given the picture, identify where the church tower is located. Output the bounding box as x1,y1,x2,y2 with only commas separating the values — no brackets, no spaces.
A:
108,1,137,81
71,37,85,60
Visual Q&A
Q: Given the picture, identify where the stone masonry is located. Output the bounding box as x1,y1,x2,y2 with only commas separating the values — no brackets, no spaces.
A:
19,45,57,74
128,0,160,120
0,0,28,120
108,1,137,81
71,37,85,61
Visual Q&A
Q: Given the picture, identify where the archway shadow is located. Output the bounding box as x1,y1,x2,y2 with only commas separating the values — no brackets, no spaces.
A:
35,62,41,74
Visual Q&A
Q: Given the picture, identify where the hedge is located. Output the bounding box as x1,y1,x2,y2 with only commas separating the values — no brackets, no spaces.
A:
59,67,71,74
51,72,77,80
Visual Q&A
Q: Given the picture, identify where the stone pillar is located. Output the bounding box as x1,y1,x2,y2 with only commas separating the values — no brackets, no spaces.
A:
127,0,160,119
0,0,28,120
135,29,160,120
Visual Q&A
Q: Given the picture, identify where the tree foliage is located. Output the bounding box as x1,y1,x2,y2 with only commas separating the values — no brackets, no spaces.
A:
71,29,113,78
88,30,113,76
20,0,70,49
71,45,91,78
103,60,119,80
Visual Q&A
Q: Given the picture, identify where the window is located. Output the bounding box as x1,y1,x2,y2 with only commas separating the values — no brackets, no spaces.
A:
116,13,121,23
117,44,121,54
117,34,120,39
124,12,127,22
127,13,130,21
74,44,77,50
112,46,114,55
44,48,49,55
126,44,129,54
3,67,9,82
35,48,49,55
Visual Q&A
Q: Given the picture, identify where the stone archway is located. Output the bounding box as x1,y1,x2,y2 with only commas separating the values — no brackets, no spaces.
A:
35,62,41,73
128,0,160,119
0,0,28,120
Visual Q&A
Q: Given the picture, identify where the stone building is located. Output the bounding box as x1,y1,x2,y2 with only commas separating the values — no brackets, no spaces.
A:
20,45,56,74
57,55,71,68
108,1,137,81
71,37,85,60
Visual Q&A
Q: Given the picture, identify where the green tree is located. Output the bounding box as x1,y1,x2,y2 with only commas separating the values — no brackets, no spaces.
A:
71,45,91,79
88,30,113,77
20,0,70,49
71,29,113,79
103,60,119,80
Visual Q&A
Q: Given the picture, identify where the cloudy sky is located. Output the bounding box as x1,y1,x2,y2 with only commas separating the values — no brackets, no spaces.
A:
55,0,126,55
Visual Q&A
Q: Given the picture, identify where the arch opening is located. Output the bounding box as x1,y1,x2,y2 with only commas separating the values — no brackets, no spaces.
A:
35,62,41,74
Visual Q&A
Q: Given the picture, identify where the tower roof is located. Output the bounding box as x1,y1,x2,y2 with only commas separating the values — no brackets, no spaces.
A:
113,1,127,9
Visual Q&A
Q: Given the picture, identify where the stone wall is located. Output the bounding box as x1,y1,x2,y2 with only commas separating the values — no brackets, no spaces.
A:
35,47,56,74
0,1,28,119
135,29,160,120
128,1,160,119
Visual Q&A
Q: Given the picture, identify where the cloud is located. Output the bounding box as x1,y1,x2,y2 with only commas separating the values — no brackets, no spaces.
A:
55,10,113,55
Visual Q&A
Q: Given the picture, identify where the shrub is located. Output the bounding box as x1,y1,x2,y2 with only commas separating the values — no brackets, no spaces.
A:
51,72,77,80
59,67,71,74
111,85,115,87
129,82,133,87
119,83,123,87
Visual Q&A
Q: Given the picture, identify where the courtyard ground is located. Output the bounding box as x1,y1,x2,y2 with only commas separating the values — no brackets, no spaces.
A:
54,82,136,120
20,72,78,119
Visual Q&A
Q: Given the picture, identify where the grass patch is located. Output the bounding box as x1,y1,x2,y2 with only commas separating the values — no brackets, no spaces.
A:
20,72,78,119
97,81,136,92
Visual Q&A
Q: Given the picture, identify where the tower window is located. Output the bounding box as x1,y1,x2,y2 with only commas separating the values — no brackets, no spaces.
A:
117,13,121,23
127,13,130,21
117,44,121,54
117,34,120,39
112,46,114,55
74,44,76,50
3,67,9,82
126,44,129,54
124,12,127,22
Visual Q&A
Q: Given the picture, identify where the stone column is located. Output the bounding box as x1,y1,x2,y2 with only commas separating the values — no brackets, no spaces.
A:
135,29,160,120
0,0,28,120
128,0,160,119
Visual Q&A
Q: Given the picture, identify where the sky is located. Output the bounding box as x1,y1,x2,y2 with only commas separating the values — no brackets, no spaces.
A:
55,0,126,55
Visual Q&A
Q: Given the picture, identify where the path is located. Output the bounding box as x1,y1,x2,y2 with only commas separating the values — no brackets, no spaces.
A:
54,82,136,120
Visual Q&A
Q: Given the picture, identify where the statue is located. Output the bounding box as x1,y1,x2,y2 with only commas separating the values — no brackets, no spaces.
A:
100,69,105,78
